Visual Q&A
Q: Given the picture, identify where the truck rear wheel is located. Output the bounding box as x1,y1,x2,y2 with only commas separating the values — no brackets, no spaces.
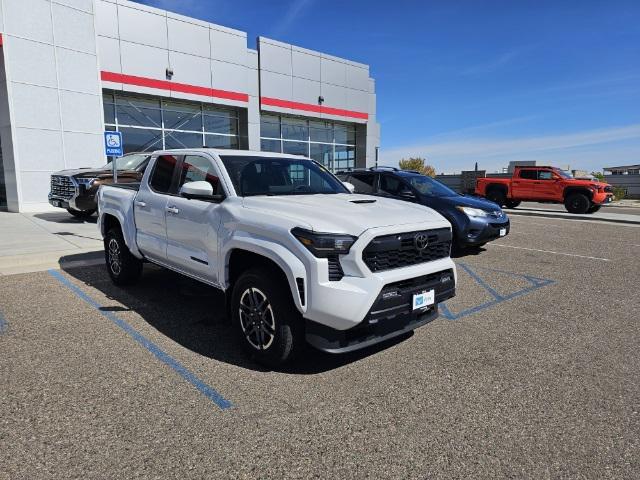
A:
564,193,590,214
231,268,303,367
105,228,142,285
486,189,506,207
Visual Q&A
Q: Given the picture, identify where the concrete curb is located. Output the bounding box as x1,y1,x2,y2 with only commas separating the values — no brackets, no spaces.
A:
505,209,640,225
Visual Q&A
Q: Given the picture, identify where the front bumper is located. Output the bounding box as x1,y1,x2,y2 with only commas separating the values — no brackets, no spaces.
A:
306,268,456,353
594,192,614,205
459,216,510,246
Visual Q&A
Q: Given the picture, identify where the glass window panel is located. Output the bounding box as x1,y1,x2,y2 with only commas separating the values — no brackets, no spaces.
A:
334,123,356,144
115,95,162,128
204,114,237,135
164,131,203,149
334,145,355,171
309,120,333,143
118,127,163,153
283,140,308,156
260,114,280,138
309,143,333,169
163,101,202,131
281,117,308,141
261,139,281,153
204,134,238,149
150,155,179,193
103,102,115,124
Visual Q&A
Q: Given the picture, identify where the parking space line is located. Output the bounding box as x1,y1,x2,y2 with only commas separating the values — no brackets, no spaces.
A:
0,310,6,334
488,244,611,261
439,263,555,320
48,270,233,410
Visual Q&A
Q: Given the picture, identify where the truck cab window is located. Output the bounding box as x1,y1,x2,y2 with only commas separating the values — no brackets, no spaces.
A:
349,173,376,193
179,155,222,194
538,170,554,180
149,155,178,193
519,169,537,180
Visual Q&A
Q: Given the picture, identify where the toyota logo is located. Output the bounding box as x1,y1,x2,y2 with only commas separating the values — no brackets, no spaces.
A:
414,233,429,251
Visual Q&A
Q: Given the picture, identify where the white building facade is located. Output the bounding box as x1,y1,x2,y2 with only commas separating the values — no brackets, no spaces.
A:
0,0,379,211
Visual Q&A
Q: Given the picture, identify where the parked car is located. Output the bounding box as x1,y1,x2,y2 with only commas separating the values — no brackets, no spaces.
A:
49,153,150,218
97,149,457,366
475,165,614,214
337,167,509,250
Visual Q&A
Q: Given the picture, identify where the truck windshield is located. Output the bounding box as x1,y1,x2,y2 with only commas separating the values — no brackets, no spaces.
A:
404,175,459,197
220,155,349,197
102,153,148,171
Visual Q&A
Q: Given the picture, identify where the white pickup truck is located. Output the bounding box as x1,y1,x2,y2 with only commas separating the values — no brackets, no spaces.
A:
97,149,456,366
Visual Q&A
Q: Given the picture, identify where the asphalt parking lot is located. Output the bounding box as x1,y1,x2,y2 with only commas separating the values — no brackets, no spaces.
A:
1,215,639,479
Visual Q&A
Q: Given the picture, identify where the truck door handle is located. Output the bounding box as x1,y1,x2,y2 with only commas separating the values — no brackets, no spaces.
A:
166,206,180,214
135,201,146,207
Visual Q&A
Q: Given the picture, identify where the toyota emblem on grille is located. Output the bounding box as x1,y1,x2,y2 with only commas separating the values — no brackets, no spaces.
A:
414,233,429,251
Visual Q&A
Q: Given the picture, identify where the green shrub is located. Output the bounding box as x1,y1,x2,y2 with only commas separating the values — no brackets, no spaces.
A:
612,186,626,200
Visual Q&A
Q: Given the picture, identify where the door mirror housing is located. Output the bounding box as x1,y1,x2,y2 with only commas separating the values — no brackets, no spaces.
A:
342,181,355,193
180,181,224,202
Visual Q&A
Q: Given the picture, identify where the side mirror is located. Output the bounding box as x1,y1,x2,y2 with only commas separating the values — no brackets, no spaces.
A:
342,181,355,193
180,181,223,201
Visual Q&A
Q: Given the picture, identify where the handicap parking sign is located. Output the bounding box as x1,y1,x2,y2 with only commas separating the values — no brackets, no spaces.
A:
104,131,123,156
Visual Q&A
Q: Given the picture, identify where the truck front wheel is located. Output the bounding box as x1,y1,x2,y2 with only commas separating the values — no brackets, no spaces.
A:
486,189,506,207
105,228,142,285
564,193,590,214
505,200,521,209
231,268,303,367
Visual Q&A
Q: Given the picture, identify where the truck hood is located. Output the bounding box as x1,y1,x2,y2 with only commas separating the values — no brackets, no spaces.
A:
241,194,447,235
52,167,138,179
565,178,611,188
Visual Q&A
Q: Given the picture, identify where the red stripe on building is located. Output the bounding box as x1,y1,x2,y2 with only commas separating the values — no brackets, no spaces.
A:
261,97,368,120
100,71,249,102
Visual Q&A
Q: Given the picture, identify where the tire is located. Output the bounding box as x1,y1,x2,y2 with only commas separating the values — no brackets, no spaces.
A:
505,200,521,209
486,189,506,207
231,268,303,367
587,204,601,213
67,207,96,219
105,227,142,285
564,193,590,214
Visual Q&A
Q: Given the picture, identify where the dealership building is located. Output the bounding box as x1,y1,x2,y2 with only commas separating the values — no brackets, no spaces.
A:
0,0,379,211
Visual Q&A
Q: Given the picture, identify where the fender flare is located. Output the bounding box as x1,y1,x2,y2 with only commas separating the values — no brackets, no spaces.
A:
222,234,308,313
98,207,143,259
563,186,593,201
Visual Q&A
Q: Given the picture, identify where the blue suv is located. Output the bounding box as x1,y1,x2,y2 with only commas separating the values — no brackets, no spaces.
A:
337,167,510,250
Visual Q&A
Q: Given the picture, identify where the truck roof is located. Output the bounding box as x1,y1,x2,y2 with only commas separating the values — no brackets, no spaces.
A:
151,148,313,161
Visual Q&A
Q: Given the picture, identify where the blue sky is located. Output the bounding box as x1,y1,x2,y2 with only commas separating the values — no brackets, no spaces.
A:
136,0,640,173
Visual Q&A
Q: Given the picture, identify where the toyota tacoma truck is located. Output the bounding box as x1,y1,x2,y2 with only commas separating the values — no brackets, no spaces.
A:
49,153,150,218
475,166,614,214
97,149,457,366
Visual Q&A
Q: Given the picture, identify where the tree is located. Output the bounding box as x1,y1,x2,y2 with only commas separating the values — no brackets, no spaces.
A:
399,157,436,177
591,171,605,181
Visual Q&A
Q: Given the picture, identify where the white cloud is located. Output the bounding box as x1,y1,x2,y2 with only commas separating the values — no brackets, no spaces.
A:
270,0,314,38
381,124,640,173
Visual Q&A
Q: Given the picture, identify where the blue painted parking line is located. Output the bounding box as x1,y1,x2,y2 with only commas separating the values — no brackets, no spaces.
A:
48,270,232,410
0,310,6,334
439,262,555,320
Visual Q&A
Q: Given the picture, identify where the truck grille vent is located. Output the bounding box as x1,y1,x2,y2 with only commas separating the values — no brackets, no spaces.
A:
327,255,344,281
604,185,613,193
363,228,451,273
50,175,76,200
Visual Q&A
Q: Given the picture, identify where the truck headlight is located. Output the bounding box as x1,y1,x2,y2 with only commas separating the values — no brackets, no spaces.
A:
291,228,357,258
456,206,489,218
77,177,97,187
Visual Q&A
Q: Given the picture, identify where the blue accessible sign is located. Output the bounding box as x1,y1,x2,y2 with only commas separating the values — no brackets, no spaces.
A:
104,131,123,156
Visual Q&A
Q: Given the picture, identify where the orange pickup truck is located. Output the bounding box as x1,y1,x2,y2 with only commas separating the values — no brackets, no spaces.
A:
475,166,614,214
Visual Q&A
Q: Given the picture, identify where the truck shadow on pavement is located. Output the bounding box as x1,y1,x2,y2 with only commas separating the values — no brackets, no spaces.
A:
60,261,411,375
33,212,97,224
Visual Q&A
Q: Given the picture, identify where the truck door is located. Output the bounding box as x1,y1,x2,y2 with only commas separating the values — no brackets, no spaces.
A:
532,169,561,200
133,154,179,263
511,169,537,198
165,154,225,284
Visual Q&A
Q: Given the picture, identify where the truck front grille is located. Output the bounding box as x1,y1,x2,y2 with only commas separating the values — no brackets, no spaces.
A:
363,228,451,273
50,175,76,200
604,185,613,193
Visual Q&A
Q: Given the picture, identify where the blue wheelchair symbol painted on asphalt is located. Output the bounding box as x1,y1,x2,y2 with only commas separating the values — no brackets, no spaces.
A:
439,262,555,321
